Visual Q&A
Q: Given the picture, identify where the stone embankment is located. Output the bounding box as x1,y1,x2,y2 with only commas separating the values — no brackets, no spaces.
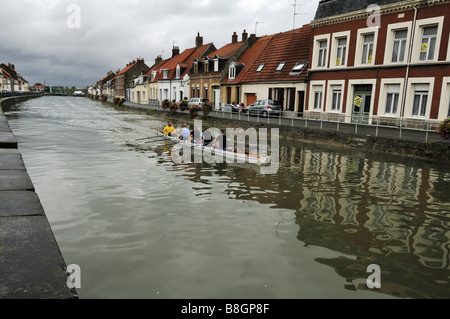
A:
0,95,77,299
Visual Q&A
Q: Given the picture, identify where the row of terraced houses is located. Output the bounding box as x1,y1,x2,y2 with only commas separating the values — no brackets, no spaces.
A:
89,0,450,127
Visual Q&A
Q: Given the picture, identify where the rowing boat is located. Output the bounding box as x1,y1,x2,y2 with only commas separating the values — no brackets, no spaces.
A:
160,133,271,166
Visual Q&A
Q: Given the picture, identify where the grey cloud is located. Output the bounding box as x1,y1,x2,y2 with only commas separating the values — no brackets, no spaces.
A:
1,0,319,88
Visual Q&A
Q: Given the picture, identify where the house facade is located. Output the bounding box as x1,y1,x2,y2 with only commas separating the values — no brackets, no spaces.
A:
189,30,254,108
306,0,450,126
115,58,150,100
157,34,216,104
236,25,312,115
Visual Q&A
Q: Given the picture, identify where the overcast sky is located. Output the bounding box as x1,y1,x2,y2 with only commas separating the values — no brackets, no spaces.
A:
1,0,320,88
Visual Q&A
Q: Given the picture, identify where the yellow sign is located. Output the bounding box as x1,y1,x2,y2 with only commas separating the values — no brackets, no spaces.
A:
421,43,428,53
354,96,363,108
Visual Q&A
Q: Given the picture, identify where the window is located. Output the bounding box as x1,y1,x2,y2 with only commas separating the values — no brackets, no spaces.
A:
385,84,400,115
214,59,219,72
162,70,169,79
193,62,198,73
392,30,407,63
290,61,307,75
412,84,429,117
229,65,236,80
313,86,323,110
447,96,450,117
419,26,438,61
318,40,327,67
361,34,374,64
256,64,265,72
336,38,347,66
331,87,342,111
276,62,286,71
176,65,180,79
204,61,209,73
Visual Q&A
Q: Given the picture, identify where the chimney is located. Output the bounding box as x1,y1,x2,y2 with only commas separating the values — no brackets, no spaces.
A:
232,32,238,44
155,55,162,66
242,29,248,42
195,32,203,48
249,34,257,46
172,46,180,57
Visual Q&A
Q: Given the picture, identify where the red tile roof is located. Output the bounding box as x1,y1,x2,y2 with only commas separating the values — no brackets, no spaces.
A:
222,35,275,84
157,43,215,80
240,24,312,83
207,41,245,60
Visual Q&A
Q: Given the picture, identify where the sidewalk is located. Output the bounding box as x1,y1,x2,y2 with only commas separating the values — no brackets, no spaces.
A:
0,96,77,299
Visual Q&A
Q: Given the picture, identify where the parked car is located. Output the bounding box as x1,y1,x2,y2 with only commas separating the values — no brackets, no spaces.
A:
221,104,240,113
188,98,209,111
247,100,282,117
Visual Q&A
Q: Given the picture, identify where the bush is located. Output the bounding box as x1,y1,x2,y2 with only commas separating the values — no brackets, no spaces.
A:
436,118,450,140
202,101,213,117
162,99,170,110
189,105,200,118
169,102,179,115
179,100,188,112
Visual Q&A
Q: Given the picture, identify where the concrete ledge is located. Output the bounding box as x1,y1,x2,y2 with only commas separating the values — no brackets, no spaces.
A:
0,216,77,299
0,95,78,299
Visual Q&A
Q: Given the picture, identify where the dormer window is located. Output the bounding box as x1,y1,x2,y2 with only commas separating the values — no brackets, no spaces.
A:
229,65,236,80
176,65,181,79
214,59,219,72
194,62,198,73
276,62,286,71
204,61,209,73
162,69,169,79
256,64,265,72
151,71,156,81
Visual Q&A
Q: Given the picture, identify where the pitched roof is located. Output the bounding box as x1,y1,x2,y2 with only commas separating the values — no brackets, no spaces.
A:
222,35,274,84
158,43,215,80
314,0,407,20
239,25,312,83
207,41,245,60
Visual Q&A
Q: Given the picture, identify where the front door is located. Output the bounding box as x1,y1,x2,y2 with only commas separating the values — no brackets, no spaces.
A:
352,85,372,124
213,87,220,108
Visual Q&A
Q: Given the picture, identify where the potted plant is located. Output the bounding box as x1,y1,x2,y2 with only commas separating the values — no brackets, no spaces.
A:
436,118,450,140
179,100,188,113
202,101,213,118
162,99,170,111
169,102,179,115
189,105,200,118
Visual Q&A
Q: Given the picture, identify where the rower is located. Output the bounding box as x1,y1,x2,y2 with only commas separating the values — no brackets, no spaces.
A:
162,121,176,136
179,123,191,141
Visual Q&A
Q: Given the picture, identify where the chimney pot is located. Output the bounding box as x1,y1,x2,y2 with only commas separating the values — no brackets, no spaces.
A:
232,32,238,44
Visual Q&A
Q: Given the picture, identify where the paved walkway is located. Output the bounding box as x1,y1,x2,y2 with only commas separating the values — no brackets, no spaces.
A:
0,97,77,299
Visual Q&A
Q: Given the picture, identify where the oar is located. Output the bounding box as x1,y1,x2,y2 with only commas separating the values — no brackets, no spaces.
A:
137,135,166,141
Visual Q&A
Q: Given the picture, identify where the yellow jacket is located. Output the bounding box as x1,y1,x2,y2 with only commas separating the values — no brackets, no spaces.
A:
163,125,176,135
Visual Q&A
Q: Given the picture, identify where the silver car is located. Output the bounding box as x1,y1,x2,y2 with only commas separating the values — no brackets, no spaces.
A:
187,98,209,111
247,100,282,117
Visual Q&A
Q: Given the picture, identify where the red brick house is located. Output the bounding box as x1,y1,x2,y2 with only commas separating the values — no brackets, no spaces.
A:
115,58,150,100
234,25,312,114
306,0,450,127
189,30,256,107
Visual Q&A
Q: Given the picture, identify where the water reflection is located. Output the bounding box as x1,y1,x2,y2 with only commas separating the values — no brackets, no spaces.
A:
151,141,450,298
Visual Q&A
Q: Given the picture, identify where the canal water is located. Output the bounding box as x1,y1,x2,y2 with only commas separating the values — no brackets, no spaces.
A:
5,96,450,299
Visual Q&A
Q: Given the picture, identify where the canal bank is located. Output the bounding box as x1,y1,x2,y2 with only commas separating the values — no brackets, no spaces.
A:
103,98,450,165
0,95,77,299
